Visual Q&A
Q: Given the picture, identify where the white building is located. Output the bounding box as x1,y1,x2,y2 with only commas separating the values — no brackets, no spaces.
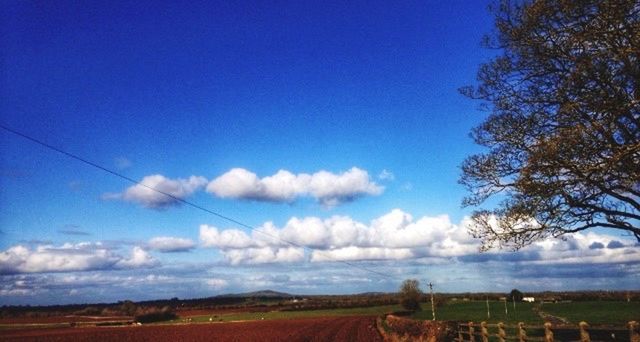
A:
523,297,535,302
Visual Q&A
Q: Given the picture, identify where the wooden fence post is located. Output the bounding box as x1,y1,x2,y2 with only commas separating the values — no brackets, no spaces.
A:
544,322,554,342
469,321,475,342
579,321,590,342
629,321,639,342
518,322,527,342
498,322,506,342
481,321,489,342
458,324,464,342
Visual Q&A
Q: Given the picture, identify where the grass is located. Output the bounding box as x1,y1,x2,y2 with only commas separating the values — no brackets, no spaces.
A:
411,301,542,324
172,300,638,326
412,300,638,326
170,305,401,324
539,301,640,325
8,300,627,328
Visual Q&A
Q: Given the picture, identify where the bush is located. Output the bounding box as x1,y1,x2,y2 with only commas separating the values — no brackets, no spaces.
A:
509,289,524,302
134,306,177,323
119,300,138,316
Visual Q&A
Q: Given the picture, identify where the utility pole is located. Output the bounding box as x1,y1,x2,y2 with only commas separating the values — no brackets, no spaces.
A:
504,297,508,316
429,282,436,321
486,296,491,320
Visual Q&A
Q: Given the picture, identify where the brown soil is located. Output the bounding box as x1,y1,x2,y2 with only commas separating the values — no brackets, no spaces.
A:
1,316,383,342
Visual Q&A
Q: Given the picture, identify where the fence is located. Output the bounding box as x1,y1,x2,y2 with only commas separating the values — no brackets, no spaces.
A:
456,320,639,342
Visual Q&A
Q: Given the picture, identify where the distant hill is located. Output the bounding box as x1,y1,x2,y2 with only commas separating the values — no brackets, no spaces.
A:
216,290,294,298
353,292,390,296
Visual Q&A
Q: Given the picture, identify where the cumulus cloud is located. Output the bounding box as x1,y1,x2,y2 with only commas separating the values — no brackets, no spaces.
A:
199,224,304,264
206,167,382,206
199,209,477,264
223,247,305,265
148,237,195,253
464,231,640,265
522,233,640,265
0,243,159,274
115,246,160,269
104,174,207,209
199,209,640,266
200,225,259,249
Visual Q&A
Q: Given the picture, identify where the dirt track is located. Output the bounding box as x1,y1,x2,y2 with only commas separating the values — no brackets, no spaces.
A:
1,316,383,342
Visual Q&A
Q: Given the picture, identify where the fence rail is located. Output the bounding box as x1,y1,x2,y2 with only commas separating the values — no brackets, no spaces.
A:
455,320,639,342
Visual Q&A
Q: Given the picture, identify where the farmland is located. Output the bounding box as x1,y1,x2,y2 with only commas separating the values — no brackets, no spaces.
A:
0,316,382,342
1,297,637,341
412,300,639,326
538,301,639,325
412,300,541,324
170,304,400,323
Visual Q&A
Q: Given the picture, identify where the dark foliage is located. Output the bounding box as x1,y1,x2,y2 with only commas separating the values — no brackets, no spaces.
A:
134,306,177,323
399,279,423,312
509,289,524,302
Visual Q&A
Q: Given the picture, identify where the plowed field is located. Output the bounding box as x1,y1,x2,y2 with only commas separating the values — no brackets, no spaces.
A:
1,316,382,341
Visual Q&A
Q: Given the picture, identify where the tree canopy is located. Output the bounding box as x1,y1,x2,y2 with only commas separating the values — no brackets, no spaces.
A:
460,0,640,250
399,279,422,312
509,289,524,302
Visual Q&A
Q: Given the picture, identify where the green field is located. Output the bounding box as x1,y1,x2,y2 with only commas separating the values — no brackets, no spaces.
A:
539,301,639,325
172,300,637,326
2,300,635,333
172,304,401,323
411,301,541,324
411,300,638,326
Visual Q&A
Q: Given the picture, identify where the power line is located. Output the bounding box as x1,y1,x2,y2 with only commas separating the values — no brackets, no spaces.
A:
0,123,394,280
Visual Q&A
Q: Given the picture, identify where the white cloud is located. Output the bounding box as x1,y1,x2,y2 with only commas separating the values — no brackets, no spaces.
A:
148,236,195,252
206,278,228,290
200,225,259,249
115,246,160,269
525,232,640,265
206,167,382,206
223,247,305,265
0,243,159,274
104,174,207,209
306,168,383,206
198,209,640,266
199,209,477,264
199,224,303,264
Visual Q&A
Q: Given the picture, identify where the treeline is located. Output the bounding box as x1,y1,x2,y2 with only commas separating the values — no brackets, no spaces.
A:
0,299,176,322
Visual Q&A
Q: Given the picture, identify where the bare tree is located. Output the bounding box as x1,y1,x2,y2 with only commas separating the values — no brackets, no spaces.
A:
460,0,640,250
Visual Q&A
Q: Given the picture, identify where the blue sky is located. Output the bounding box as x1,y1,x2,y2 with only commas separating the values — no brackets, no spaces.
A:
1,1,638,305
